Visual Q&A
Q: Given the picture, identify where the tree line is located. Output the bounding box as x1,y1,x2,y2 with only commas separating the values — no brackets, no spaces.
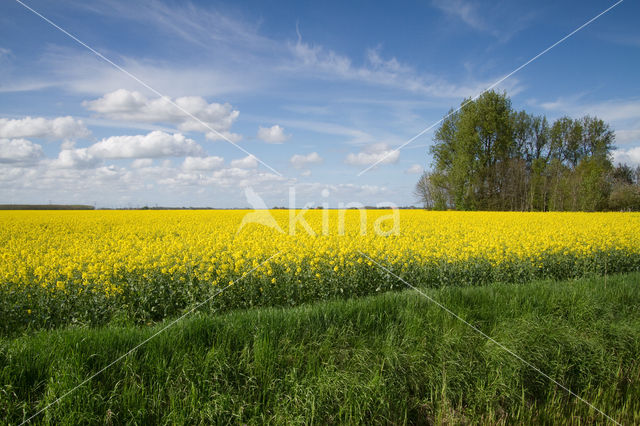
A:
416,91,640,211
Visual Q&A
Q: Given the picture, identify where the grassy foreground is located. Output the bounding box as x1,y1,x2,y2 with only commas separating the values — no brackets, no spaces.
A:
1,273,640,424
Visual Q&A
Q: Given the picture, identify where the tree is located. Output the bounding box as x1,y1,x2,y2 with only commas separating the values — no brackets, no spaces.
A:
581,116,614,160
414,172,450,209
576,157,611,211
609,164,640,211
612,163,635,185
422,90,622,211
429,91,515,210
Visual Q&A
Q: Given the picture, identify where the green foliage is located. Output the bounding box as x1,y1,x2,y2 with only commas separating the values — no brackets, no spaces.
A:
416,91,634,211
609,164,640,211
2,273,640,424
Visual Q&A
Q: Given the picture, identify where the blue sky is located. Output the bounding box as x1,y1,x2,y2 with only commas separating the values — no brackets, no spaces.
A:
0,0,638,208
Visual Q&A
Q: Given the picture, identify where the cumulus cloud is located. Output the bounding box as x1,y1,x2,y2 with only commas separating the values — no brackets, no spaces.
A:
612,147,640,167
88,131,205,159
182,155,225,171
0,116,90,140
291,182,393,203
0,138,43,163
0,150,291,207
51,148,100,169
405,164,424,174
290,152,323,169
345,143,400,166
230,155,258,169
157,166,285,189
83,89,241,141
257,124,290,143
131,158,153,168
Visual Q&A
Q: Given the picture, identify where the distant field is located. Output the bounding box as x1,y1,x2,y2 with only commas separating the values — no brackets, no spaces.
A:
1,210,639,335
2,273,639,424
0,204,95,210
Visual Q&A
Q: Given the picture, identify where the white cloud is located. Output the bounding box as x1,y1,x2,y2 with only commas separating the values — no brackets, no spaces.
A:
0,153,291,207
612,147,640,167
88,131,205,159
538,97,640,124
84,89,241,141
230,155,258,169
405,164,424,174
213,167,251,179
0,116,90,140
182,155,225,171
6,2,269,97
0,138,43,163
291,182,394,203
431,0,535,41
84,89,147,116
345,143,400,166
52,148,100,169
290,152,323,168
157,166,285,189
537,96,640,146
35,46,254,97
288,41,518,99
257,124,290,143
75,0,274,54
276,118,373,145
300,169,312,177
204,130,242,143
3,2,522,106
616,129,640,145
431,0,488,32
131,158,153,168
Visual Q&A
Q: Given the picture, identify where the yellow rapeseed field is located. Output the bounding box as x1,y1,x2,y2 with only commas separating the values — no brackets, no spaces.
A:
2,210,639,294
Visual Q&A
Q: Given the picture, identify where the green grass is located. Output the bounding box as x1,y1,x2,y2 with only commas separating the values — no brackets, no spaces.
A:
1,272,639,424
